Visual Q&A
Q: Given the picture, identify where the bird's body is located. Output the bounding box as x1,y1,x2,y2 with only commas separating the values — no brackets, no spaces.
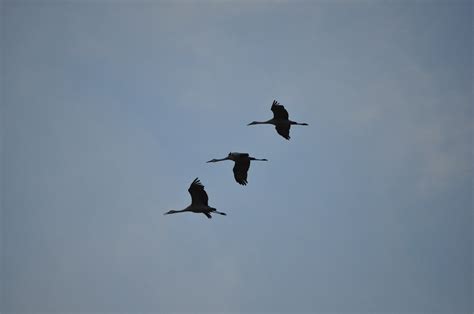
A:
248,100,308,140
164,178,226,219
207,152,267,185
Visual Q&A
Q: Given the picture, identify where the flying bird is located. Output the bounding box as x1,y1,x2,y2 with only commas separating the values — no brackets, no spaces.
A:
247,100,308,140
207,152,267,185
164,178,226,219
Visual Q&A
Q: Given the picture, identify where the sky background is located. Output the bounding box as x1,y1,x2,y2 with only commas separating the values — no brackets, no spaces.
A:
1,1,472,313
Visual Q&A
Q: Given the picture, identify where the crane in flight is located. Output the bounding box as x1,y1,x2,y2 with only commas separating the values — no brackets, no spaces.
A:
164,178,226,219
207,152,267,186
247,100,308,140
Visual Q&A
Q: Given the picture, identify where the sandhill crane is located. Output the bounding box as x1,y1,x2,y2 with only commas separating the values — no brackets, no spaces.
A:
247,100,308,140
164,178,226,219
207,152,267,185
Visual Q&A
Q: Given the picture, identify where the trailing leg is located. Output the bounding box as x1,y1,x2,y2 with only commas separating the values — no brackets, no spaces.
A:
212,210,227,216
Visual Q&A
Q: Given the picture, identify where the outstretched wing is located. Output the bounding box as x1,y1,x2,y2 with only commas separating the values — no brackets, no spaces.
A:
188,178,209,206
275,124,291,140
231,152,249,158
271,100,289,120
233,158,251,185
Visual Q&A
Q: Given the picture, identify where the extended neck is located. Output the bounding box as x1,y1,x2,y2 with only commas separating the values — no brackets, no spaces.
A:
248,119,274,126
164,208,189,215
207,157,230,163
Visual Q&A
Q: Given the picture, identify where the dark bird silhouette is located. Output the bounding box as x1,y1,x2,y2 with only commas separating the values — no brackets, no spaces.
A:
164,178,226,219
207,152,267,185
247,100,308,140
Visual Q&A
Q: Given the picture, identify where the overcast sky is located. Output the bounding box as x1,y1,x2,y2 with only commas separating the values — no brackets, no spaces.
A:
1,1,472,313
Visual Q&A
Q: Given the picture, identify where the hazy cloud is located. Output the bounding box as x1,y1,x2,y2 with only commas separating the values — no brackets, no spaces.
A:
2,1,472,312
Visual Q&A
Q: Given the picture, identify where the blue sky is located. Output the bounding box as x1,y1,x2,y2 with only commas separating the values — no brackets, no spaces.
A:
1,1,472,312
